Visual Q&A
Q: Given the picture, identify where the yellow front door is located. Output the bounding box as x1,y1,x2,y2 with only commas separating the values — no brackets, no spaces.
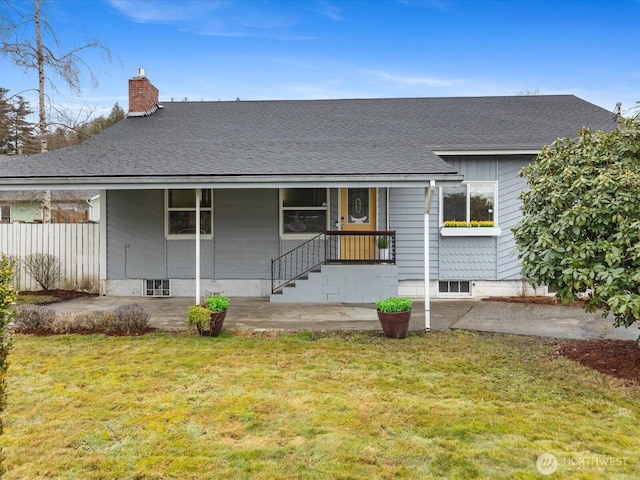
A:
340,188,377,260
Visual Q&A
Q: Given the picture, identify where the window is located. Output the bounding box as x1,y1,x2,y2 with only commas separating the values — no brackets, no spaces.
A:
145,279,170,296
440,182,501,236
281,188,328,236
0,205,9,223
166,189,212,237
346,188,370,224
438,280,471,296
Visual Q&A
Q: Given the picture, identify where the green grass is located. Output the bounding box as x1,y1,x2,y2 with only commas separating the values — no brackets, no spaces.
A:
15,294,57,306
2,330,639,479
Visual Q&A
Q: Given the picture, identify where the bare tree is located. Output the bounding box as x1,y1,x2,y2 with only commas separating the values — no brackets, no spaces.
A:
1,0,112,222
517,87,541,96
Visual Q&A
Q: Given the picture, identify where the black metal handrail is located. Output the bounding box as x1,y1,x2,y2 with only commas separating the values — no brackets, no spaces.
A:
271,230,396,293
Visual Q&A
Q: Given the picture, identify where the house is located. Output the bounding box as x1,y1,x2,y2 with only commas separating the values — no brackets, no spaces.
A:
0,190,100,223
0,71,617,317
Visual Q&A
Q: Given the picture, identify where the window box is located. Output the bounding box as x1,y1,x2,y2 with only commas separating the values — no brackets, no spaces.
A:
440,226,502,237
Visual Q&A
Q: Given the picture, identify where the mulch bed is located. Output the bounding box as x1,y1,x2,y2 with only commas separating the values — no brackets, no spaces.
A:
483,295,585,307
556,339,640,384
18,289,98,304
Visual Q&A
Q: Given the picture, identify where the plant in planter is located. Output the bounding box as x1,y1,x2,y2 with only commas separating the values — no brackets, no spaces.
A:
377,236,390,260
375,296,412,339
187,294,230,337
443,220,495,228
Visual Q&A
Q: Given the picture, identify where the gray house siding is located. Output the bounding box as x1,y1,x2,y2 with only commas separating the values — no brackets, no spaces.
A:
105,160,531,290
438,154,534,282
439,237,496,279
106,190,167,280
107,189,281,282
213,189,279,279
389,187,433,281
497,156,534,279
167,241,214,279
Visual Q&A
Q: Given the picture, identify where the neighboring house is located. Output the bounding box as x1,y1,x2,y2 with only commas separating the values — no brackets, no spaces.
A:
0,190,100,223
0,71,617,309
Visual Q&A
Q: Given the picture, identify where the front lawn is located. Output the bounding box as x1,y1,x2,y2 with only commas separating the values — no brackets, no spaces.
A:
2,331,639,479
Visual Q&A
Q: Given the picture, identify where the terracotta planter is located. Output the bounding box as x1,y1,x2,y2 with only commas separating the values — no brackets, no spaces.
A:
377,309,411,339
196,309,227,337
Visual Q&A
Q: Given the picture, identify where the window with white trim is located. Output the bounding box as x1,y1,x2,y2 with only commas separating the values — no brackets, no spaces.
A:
0,205,9,223
280,188,328,236
166,189,213,238
439,182,501,236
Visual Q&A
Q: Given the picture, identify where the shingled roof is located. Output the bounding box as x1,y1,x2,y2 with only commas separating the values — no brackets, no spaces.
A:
0,94,616,189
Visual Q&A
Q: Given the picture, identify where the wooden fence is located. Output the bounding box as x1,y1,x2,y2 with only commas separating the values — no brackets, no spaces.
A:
0,223,100,292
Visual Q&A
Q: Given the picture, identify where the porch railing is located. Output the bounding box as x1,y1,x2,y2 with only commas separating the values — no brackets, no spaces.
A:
271,230,396,293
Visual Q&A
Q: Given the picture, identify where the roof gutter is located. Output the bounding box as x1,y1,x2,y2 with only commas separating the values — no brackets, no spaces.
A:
433,148,540,156
0,173,464,191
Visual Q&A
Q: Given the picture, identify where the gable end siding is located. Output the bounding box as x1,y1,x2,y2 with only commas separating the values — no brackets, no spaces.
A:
496,156,534,279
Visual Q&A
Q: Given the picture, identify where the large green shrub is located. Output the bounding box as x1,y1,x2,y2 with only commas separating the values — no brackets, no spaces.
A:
514,117,640,329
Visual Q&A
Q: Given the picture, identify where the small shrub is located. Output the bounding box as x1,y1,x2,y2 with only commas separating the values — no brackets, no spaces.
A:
0,254,16,472
50,311,115,334
14,305,56,331
77,311,116,332
112,304,150,334
376,296,412,313
187,305,211,328
22,254,63,291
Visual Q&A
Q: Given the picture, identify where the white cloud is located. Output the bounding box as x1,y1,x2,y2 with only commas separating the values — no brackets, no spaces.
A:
107,0,224,24
314,1,344,21
365,69,457,88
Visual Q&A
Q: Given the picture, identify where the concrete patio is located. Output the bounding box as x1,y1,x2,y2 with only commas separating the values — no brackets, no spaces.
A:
46,295,640,341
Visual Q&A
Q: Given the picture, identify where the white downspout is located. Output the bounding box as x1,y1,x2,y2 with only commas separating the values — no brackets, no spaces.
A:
424,180,436,330
195,189,201,305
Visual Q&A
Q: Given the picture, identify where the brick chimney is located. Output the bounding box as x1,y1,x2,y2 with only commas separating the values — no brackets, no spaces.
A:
128,68,159,116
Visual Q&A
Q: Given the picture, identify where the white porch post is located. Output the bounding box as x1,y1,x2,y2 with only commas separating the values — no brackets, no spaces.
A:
424,180,436,330
99,189,107,296
195,189,201,305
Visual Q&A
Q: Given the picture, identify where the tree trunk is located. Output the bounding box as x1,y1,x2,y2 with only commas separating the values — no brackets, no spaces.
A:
35,0,51,223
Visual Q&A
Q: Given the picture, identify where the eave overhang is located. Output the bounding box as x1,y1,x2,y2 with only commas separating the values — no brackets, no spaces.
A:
0,173,464,191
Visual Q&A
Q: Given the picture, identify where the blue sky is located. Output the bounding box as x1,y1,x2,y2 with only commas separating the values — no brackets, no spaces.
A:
1,0,638,120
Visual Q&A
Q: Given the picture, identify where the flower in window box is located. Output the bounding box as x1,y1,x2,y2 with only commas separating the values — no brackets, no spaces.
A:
443,220,494,228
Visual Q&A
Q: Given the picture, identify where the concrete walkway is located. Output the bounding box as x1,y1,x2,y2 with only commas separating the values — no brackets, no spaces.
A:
46,296,640,341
